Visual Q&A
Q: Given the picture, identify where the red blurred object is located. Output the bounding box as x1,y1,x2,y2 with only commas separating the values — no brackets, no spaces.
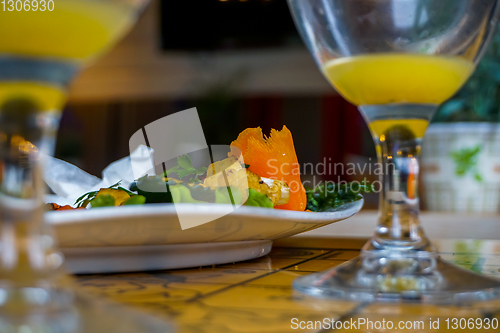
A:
321,95,364,181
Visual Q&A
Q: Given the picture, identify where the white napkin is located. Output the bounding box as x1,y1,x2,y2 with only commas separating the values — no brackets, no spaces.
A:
44,145,153,206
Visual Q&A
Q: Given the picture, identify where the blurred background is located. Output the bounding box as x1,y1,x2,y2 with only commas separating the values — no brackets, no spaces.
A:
57,0,500,212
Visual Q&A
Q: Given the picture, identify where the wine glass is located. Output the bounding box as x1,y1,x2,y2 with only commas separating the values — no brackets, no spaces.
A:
288,0,500,302
0,1,172,332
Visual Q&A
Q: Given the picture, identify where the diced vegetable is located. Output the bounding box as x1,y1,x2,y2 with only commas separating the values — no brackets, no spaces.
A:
189,184,215,202
123,195,146,206
91,194,116,208
215,186,244,205
204,156,289,207
94,188,130,206
245,189,273,208
170,184,204,204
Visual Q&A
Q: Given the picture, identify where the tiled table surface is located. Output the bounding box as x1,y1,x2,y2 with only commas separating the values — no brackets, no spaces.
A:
74,237,500,332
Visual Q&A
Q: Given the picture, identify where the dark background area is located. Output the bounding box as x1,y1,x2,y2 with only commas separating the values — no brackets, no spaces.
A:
57,95,374,179
160,0,300,51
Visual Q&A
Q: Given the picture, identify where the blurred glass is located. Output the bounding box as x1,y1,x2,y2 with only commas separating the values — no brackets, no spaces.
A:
0,1,174,332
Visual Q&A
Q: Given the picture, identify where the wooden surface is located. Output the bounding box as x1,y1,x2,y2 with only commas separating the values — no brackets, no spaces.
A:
277,211,500,242
74,238,500,332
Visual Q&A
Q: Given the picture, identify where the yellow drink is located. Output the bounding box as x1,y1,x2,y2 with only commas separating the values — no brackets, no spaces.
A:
0,83,66,111
0,0,136,61
370,119,429,139
0,0,138,111
322,54,475,106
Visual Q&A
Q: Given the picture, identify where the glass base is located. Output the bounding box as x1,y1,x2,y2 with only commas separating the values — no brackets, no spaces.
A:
294,250,500,303
0,286,174,333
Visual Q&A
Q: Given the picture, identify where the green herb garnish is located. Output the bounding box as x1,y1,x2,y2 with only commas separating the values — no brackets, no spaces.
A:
164,155,207,182
306,181,374,212
74,181,136,208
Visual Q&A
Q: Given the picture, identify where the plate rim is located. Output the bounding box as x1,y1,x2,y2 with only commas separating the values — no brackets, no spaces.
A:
46,199,364,225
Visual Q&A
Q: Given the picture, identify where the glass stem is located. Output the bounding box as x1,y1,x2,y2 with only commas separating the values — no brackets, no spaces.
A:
0,99,63,289
359,104,437,252
372,128,427,249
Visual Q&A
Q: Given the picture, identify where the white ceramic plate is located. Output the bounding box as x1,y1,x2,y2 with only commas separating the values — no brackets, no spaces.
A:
46,201,363,274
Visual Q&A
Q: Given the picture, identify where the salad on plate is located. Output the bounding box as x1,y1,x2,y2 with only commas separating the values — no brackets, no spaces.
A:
48,126,372,213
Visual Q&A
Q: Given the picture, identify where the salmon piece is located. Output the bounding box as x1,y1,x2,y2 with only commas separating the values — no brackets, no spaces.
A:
47,203,84,211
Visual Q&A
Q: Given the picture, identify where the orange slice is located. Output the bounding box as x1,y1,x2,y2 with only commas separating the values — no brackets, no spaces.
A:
230,126,306,211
